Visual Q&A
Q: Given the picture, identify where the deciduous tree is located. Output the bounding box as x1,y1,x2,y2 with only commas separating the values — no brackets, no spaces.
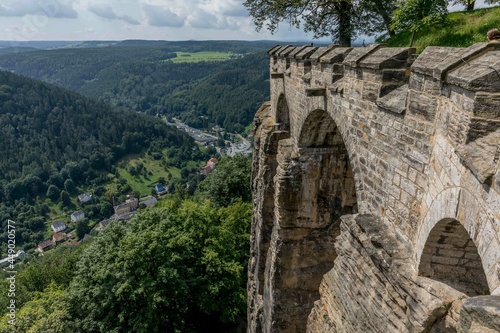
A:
69,199,251,332
391,0,449,46
244,0,399,46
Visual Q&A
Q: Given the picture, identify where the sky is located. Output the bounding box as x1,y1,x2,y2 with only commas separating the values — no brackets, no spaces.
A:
0,0,495,42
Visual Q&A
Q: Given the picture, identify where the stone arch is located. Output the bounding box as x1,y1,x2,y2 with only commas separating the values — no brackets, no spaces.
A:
269,108,358,331
275,94,290,132
415,187,500,295
299,109,346,148
297,109,358,219
418,218,489,296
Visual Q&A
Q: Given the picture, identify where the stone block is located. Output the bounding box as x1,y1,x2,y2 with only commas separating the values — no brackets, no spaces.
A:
472,92,500,119
359,47,415,69
320,47,353,64
460,296,500,333
407,90,438,121
447,49,500,93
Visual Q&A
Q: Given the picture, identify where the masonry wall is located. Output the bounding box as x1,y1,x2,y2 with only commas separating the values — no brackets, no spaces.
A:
248,42,500,333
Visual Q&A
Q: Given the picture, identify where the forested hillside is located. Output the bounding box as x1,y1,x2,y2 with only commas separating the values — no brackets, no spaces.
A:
0,41,273,132
0,70,196,250
0,154,253,333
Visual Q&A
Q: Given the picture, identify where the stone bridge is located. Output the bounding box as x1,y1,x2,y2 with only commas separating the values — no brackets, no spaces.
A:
248,42,500,333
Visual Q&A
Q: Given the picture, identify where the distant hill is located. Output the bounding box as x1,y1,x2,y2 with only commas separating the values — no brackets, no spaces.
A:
0,40,79,49
0,47,38,55
382,6,500,53
0,70,191,189
0,41,273,132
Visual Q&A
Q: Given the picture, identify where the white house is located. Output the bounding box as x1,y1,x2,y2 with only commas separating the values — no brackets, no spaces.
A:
51,221,67,233
78,192,92,204
71,211,85,223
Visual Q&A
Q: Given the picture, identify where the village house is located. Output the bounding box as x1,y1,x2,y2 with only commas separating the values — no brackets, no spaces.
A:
78,192,92,204
96,219,112,231
51,221,67,233
71,210,85,223
140,197,157,207
114,198,138,216
52,232,67,245
37,239,54,252
154,184,168,195
201,157,218,176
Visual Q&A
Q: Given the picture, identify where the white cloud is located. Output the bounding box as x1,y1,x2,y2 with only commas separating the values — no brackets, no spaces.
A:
200,0,249,17
0,0,78,18
142,4,185,27
88,4,140,25
187,8,230,30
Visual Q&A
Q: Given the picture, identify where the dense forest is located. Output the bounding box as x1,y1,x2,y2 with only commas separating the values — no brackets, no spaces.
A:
0,70,199,251
0,41,273,132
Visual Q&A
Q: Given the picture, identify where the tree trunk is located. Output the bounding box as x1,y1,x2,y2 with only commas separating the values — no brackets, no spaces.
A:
337,0,353,47
467,0,475,11
410,31,416,47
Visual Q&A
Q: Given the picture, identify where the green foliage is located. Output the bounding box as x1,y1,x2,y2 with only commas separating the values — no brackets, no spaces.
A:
244,0,397,45
244,0,355,45
46,185,60,201
383,6,500,52
391,0,449,34
60,190,72,207
197,155,252,207
70,199,252,332
64,179,75,193
0,245,85,316
453,0,499,11
75,220,90,240
0,283,73,333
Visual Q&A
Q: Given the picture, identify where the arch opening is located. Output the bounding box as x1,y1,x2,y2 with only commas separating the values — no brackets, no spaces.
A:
418,218,489,296
272,109,358,331
276,94,290,132
299,109,345,148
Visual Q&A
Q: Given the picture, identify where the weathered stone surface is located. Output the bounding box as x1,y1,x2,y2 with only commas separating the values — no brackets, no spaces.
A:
460,296,500,333
288,46,308,59
278,45,296,57
295,46,317,60
249,43,500,333
309,45,337,62
456,129,500,185
359,47,416,69
343,43,384,67
473,92,500,118
446,48,500,92
412,43,498,81
307,214,467,333
320,47,352,64
376,84,408,114
267,45,282,55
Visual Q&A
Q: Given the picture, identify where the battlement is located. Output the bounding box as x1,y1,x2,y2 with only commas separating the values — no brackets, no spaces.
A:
248,43,500,333
269,43,500,140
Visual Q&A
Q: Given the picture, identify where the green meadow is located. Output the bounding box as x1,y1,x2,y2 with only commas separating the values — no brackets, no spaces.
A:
170,51,236,63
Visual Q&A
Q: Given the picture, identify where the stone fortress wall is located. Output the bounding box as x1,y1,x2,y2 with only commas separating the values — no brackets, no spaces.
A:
248,42,500,332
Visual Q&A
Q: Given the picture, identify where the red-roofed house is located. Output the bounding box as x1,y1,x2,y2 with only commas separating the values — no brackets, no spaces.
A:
52,232,67,245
